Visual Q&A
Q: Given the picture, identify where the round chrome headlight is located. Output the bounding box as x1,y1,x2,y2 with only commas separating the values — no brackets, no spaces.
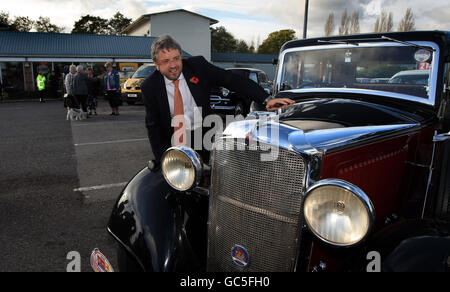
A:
303,179,375,247
161,147,202,191
221,88,230,97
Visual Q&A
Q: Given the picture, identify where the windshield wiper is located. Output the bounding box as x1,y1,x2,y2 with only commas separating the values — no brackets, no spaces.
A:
317,39,359,46
381,36,436,52
317,36,435,52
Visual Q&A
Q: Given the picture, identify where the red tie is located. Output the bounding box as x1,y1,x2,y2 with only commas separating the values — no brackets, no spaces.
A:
173,79,186,145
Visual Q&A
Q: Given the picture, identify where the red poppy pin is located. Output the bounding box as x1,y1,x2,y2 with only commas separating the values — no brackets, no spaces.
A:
190,76,199,84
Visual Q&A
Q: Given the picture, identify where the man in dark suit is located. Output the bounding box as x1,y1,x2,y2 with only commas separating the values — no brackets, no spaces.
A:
141,35,294,164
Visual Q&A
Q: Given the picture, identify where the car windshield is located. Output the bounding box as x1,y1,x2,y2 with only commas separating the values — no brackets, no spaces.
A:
278,44,435,99
132,66,156,78
119,71,134,79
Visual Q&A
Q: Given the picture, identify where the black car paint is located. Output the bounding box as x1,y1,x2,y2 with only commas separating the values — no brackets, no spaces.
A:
107,97,433,272
108,167,209,272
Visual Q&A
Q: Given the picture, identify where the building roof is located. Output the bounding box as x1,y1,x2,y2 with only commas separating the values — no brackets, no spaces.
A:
0,31,190,61
121,9,219,34
211,52,278,64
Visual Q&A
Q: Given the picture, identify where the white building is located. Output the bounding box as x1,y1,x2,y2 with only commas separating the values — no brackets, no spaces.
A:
121,9,218,61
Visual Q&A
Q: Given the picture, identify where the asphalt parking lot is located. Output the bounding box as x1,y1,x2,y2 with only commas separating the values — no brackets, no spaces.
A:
0,99,153,272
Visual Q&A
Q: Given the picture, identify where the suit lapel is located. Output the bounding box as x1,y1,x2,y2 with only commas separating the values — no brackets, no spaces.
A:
182,61,207,114
154,72,172,133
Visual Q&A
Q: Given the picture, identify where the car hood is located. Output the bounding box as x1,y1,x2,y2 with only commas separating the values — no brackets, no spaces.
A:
125,78,144,87
222,98,423,154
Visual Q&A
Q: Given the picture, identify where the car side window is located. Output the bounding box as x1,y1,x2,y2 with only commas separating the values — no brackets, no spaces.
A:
258,72,268,84
249,72,258,84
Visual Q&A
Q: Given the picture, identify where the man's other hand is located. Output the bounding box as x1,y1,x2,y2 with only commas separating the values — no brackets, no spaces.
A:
266,98,295,110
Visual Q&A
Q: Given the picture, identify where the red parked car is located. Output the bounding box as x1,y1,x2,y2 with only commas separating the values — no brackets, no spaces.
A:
108,31,450,272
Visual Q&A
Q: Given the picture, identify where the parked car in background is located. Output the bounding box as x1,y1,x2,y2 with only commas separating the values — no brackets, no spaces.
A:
121,64,156,105
108,31,450,272
119,63,139,89
210,68,273,116
388,69,430,85
119,71,135,90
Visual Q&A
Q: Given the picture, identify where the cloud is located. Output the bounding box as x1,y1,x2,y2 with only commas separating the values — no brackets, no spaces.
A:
1,0,449,42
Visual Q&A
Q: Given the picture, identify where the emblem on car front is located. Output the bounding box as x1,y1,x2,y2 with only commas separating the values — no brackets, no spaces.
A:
90,248,114,272
232,245,249,267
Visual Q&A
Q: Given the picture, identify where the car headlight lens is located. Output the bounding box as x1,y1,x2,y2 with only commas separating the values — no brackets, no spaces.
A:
161,147,202,191
303,179,375,247
221,88,230,97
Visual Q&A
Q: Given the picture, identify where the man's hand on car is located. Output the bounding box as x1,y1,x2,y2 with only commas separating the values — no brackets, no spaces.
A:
266,98,295,110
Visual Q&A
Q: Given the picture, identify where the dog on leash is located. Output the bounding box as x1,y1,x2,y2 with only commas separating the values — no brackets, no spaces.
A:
66,107,85,120
65,94,86,121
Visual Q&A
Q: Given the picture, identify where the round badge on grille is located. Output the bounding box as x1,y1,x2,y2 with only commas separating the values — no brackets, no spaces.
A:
232,245,249,267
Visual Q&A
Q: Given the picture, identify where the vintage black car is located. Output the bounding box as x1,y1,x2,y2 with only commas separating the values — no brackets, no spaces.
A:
108,31,450,272
210,68,273,116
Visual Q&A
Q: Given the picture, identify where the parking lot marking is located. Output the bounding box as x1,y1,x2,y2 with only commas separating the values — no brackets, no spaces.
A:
74,182,127,192
0,107,25,110
74,138,148,146
71,121,141,127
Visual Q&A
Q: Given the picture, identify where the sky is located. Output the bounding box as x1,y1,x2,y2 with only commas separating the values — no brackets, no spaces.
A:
1,0,449,46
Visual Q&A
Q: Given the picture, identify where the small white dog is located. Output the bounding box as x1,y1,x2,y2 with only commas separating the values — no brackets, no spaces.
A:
65,94,87,121
66,107,86,120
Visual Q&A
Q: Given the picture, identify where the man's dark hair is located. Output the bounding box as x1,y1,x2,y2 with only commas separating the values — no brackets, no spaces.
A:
151,35,182,63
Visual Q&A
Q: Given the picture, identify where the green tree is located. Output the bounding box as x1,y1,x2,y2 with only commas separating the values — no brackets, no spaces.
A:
236,40,252,53
34,16,64,33
0,11,10,25
211,26,238,52
258,29,296,54
72,15,109,34
12,16,34,32
108,12,132,35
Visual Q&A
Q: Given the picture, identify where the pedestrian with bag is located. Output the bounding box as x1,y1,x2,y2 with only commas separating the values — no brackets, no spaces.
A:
103,62,121,116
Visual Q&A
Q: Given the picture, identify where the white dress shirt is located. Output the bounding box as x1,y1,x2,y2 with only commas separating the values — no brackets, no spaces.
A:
164,73,203,130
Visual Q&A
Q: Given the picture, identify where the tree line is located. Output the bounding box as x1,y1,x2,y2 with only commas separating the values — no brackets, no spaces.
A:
324,7,416,36
0,11,64,33
211,26,296,55
0,11,132,35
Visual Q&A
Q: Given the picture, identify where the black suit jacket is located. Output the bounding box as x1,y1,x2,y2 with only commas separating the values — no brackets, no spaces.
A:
141,56,269,162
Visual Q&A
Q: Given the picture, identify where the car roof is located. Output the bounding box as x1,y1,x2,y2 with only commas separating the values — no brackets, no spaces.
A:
391,70,430,77
138,63,155,68
226,68,264,73
281,31,450,57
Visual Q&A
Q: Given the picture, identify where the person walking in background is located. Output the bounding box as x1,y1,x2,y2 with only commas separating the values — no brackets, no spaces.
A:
104,62,121,116
73,65,89,115
36,71,46,103
48,70,58,99
86,67,98,115
65,65,77,96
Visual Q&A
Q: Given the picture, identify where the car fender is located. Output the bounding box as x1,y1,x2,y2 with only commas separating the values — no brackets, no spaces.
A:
107,167,174,272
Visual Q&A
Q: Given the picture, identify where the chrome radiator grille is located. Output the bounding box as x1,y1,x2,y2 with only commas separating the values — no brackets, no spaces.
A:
207,139,305,272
